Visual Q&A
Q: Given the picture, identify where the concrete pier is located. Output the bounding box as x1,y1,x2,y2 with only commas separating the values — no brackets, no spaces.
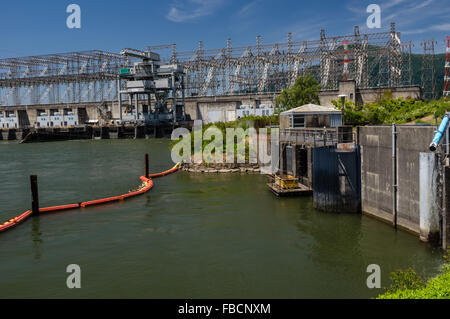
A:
7,129,16,140
419,153,442,243
101,127,110,139
134,126,145,139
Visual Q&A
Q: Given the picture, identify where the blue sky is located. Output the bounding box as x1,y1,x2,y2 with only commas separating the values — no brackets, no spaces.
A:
0,0,449,59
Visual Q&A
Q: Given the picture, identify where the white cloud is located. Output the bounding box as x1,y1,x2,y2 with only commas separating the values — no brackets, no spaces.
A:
280,21,328,41
387,0,449,36
236,0,260,17
403,23,450,35
382,0,408,10
345,0,447,37
410,0,434,10
384,13,398,22
402,29,428,35
345,0,406,24
430,23,450,31
167,0,224,23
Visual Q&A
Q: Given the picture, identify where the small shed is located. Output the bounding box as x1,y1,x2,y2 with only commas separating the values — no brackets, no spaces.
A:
280,104,343,130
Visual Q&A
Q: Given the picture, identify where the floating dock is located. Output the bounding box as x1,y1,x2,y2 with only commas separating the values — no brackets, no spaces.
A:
267,183,312,197
267,175,312,197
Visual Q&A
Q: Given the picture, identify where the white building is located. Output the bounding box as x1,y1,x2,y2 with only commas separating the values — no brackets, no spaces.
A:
36,113,50,128
0,113,19,129
37,111,78,128
64,112,78,126
280,104,343,129
205,104,275,124
50,112,64,127
236,104,274,118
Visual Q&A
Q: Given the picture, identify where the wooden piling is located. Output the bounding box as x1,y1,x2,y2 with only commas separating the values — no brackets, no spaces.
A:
145,154,149,178
30,175,39,216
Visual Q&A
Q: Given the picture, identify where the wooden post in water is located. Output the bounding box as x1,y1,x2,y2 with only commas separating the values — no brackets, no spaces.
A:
30,175,39,216
145,154,149,178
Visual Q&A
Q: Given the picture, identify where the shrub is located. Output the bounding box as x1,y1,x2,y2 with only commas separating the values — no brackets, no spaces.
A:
378,263,450,299
169,115,278,163
333,97,450,126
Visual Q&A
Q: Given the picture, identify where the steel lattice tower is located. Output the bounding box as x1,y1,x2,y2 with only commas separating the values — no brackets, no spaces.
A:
444,36,450,97
150,25,409,97
0,51,129,107
421,39,437,100
0,25,413,106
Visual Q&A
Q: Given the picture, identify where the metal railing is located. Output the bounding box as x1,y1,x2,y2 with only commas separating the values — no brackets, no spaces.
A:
280,127,353,146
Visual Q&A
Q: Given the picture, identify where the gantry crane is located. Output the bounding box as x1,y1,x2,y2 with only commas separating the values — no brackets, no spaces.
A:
118,48,186,125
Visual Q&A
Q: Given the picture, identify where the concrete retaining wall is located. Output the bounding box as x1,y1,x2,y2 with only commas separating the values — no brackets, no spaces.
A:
320,81,421,107
359,126,438,234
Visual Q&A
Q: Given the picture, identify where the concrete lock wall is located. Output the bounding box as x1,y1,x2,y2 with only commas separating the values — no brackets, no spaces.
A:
359,126,440,236
419,153,442,243
444,167,450,250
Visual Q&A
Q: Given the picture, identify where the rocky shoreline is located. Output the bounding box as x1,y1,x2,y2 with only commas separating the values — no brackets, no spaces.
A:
180,162,261,174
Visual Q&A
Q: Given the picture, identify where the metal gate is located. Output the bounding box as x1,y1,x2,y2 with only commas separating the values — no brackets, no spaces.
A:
312,146,361,213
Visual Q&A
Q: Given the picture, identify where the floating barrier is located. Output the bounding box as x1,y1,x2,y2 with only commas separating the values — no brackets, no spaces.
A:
40,204,81,213
148,162,181,178
0,163,180,234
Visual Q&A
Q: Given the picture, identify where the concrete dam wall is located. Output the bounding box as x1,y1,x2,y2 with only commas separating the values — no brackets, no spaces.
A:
1,84,420,128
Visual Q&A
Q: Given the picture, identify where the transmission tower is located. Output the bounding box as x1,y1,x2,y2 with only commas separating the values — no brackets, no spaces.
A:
401,41,413,86
444,36,450,97
0,26,414,105
421,39,437,100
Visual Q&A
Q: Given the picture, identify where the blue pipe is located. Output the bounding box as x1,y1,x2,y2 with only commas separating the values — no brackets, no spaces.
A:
429,113,450,152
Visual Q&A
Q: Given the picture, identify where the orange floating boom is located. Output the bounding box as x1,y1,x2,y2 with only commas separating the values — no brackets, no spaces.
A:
40,204,81,213
0,163,180,234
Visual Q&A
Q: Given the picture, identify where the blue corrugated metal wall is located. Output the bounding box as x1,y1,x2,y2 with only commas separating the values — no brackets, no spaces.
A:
312,146,361,213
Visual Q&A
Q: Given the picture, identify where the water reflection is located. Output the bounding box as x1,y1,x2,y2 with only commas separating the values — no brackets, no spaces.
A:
295,203,364,271
31,216,43,261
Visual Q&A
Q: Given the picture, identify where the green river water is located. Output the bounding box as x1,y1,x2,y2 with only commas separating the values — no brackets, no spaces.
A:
0,139,444,298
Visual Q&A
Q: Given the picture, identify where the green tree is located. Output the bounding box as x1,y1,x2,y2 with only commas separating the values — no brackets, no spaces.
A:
275,74,321,112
